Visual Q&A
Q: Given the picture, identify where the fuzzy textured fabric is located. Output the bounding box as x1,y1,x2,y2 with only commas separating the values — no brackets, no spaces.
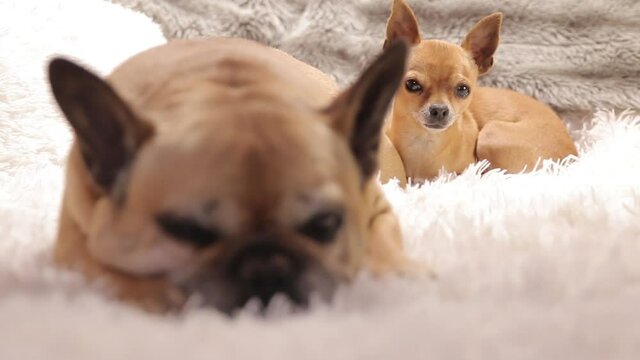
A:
111,0,640,126
2,0,640,359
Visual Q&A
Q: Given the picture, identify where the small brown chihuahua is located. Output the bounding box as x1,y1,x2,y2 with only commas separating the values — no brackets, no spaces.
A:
48,38,410,314
382,0,577,182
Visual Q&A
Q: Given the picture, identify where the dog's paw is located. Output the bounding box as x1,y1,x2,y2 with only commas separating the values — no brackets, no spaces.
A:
109,275,187,314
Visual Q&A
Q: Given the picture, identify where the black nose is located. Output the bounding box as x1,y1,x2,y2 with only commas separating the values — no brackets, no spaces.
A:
428,104,449,121
229,243,301,306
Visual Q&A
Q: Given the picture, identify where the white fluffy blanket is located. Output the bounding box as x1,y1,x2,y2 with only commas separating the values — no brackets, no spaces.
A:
1,0,640,359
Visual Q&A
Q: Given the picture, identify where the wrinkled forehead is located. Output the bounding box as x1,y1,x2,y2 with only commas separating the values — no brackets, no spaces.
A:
210,110,340,196
129,106,344,215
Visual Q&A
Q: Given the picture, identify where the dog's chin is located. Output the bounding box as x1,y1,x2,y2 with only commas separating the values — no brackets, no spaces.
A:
174,264,337,315
422,121,453,133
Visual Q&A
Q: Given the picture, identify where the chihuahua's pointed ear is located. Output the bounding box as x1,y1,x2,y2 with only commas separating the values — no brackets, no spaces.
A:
461,12,503,75
49,58,153,193
325,40,408,180
384,0,420,49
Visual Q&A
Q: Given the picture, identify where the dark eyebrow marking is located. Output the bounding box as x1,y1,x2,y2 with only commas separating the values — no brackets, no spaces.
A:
155,213,220,247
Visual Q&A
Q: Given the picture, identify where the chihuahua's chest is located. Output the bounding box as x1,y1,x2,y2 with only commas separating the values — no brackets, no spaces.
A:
400,114,478,181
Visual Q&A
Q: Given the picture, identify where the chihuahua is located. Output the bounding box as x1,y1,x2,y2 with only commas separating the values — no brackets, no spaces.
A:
48,38,411,313
382,0,577,182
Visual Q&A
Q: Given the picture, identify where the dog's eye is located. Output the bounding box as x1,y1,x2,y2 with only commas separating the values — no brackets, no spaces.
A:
298,211,343,244
405,79,423,93
156,213,220,248
455,84,470,98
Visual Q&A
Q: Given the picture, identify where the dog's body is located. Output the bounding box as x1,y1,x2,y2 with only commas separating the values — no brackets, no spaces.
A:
50,38,410,313
382,0,577,182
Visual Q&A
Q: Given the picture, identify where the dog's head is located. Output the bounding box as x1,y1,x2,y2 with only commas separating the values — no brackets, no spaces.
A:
385,0,502,132
49,41,408,313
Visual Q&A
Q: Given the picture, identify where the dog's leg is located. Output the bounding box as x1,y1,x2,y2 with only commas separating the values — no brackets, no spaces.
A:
476,121,539,172
361,181,432,276
378,132,407,186
476,120,576,173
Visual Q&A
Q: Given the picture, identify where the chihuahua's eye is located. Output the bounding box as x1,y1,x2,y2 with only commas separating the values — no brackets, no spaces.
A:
156,213,220,247
405,79,423,93
455,84,470,98
298,211,344,244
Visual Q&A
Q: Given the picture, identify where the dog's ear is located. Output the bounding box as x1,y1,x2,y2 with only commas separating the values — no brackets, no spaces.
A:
461,12,502,75
384,0,420,49
325,40,408,181
49,58,153,193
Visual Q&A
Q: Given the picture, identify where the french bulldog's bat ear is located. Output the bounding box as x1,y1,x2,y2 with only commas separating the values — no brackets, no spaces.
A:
48,58,153,193
461,12,503,75
384,0,421,49
325,40,408,180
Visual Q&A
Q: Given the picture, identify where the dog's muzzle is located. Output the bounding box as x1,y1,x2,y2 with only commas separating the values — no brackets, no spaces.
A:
176,239,337,314
420,103,454,130
228,242,304,307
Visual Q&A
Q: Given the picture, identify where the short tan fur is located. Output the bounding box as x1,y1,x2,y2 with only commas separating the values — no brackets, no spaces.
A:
49,38,412,313
382,0,577,182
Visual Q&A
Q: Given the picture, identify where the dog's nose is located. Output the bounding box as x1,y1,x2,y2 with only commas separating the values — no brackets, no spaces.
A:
229,242,301,306
428,104,449,121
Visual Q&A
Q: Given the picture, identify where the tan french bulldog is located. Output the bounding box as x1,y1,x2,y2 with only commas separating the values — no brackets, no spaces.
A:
48,38,411,314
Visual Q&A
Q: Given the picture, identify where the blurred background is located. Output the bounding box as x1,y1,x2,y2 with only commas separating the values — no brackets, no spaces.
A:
111,0,640,130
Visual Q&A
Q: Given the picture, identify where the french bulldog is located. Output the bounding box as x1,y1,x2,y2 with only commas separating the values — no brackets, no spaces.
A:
49,38,411,313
